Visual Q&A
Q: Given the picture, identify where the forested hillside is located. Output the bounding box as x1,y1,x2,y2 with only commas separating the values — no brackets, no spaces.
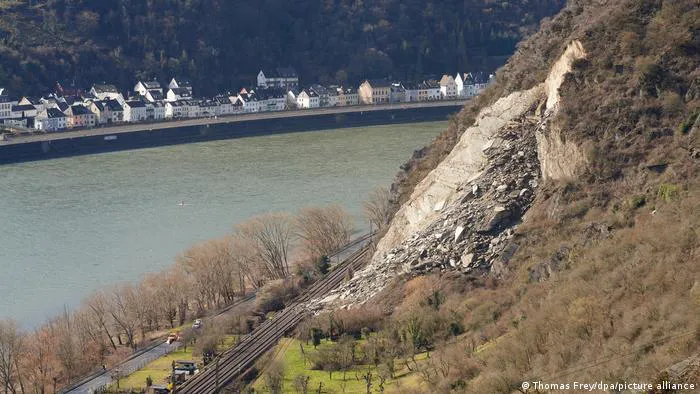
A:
0,0,565,95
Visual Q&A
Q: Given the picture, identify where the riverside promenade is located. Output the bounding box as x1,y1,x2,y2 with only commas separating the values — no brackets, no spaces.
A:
0,100,466,164
1,100,467,146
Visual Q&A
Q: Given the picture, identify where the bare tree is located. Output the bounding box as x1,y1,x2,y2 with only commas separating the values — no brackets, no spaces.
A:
108,285,139,350
50,308,78,384
149,267,183,329
178,241,222,312
363,187,393,230
264,361,285,394
25,326,55,394
234,213,294,280
231,235,267,289
296,205,354,260
0,319,25,394
85,291,118,351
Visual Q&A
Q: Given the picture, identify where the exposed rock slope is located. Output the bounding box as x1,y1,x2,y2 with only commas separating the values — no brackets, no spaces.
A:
313,41,586,310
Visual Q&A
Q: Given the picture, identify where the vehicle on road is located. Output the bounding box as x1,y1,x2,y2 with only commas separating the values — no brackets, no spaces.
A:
166,332,179,344
192,318,202,329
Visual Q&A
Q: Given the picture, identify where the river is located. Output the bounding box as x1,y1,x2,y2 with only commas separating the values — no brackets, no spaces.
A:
0,121,446,327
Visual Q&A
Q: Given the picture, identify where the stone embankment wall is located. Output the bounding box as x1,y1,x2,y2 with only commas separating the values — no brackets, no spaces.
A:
312,41,587,310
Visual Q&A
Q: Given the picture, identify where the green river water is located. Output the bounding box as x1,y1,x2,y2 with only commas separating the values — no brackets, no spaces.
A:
0,121,446,327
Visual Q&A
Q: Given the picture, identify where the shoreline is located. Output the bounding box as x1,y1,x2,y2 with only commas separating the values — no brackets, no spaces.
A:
0,101,465,165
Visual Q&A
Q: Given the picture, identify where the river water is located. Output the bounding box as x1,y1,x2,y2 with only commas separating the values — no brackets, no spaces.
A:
0,121,446,327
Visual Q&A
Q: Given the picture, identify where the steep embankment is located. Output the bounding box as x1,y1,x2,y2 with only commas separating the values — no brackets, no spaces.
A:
310,0,699,391
317,41,586,308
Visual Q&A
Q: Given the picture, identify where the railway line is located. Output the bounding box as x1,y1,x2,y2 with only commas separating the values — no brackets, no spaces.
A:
176,244,372,393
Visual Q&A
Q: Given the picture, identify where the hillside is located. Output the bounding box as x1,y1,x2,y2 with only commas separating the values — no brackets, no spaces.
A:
307,0,699,391
0,0,565,95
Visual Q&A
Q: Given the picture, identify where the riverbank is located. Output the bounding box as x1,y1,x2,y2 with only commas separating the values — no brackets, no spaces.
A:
0,101,465,164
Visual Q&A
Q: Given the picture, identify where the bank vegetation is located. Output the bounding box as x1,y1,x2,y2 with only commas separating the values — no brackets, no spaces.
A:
0,203,368,392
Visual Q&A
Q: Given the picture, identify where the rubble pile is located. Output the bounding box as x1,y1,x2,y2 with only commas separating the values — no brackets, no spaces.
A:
312,110,545,311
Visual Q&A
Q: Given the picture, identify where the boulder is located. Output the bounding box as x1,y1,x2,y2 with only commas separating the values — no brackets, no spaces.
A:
454,225,465,242
477,206,511,233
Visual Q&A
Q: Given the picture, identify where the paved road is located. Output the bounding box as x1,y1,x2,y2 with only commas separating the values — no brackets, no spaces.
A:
0,100,468,146
66,341,181,393
62,233,373,393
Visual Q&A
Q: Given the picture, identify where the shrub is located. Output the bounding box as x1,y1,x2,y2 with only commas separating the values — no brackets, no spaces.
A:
676,109,699,135
657,183,680,202
327,308,384,339
256,279,299,314
316,255,330,275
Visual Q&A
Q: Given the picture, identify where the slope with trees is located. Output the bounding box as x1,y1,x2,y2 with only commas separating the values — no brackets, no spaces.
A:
0,0,565,95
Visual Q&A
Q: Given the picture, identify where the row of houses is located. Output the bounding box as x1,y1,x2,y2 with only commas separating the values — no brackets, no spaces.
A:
0,69,492,133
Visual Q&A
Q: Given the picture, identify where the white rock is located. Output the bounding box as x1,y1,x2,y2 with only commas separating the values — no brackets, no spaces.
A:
520,188,528,197
472,184,479,195
497,184,508,192
461,252,474,266
434,200,446,211
494,206,507,212
454,225,465,242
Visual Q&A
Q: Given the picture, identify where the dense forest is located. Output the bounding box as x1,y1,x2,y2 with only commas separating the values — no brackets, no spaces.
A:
0,0,565,95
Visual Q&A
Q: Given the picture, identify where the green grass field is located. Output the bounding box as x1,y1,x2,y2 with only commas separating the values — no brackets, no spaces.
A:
110,335,238,391
251,338,427,393
112,348,195,390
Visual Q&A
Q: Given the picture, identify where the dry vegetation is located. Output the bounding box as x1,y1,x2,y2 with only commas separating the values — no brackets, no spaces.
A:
353,0,700,392
0,204,361,392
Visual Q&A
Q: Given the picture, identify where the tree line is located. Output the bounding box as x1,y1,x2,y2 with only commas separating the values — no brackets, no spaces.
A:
0,188,397,392
0,0,566,95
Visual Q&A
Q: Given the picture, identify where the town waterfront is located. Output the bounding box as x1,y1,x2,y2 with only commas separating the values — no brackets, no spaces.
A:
0,121,446,327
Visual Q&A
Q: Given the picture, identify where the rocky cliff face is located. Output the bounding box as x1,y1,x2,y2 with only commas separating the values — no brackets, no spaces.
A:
313,41,587,310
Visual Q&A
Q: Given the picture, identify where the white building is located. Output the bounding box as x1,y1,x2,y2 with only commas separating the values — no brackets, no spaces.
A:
424,80,441,100
215,96,235,115
182,100,200,118
285,89,299,109
90,84,123,101
123,100,148,122
0,95,17,119
168,78,193,95
296,89,319,109
257,67,299,89
104,99,124,123
327,87,339,107
134,81,162,96
342,87,359,106
403,83,420,102
256,88,287,112
87,101,109,125
34,108,68,132
199,100,219,117
166,88,192,102
439,75,458,98
455,73,465,97
152,101,166,120
165,101,185,119
237,93,260,113
390,83,406,103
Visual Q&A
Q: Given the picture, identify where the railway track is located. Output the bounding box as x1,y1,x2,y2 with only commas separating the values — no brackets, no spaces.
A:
176,244,371,393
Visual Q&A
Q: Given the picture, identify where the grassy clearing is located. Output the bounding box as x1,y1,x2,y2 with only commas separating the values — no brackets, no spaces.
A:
111,335,238,390
251,338,427,393
112,348,195,390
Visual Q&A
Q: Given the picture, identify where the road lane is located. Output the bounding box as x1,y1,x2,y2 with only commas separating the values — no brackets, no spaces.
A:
1,100,468,146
